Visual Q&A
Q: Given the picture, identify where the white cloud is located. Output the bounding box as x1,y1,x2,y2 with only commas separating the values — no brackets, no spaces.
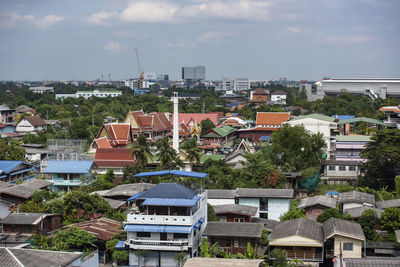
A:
197,31,235,43
121,1,179,23
0,13,63,29
87,11,117,25
179,0,271,20
286,26,302,33
103,41,123,52
315,34,373,44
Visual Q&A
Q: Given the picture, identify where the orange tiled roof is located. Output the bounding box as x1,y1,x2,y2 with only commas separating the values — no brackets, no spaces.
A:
94,137,112,149
171,113,219,125
379,106,400,113
256,112,290,126
94,148,136,167
104,123,131,146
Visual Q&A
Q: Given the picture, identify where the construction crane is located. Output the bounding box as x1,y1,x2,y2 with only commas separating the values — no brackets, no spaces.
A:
135,48,144,89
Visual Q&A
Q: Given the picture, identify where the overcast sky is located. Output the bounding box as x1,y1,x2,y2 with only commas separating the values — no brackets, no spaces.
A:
1,0,399,81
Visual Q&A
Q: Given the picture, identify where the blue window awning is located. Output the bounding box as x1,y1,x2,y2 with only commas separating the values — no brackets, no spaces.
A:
193,217,205,230
142,196,200,207
127,192,143,202
124,225,192,234
115,241,126,250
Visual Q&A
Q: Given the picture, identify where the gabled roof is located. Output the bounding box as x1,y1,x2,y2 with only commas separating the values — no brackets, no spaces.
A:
203,126,236,138
344,206,382,219
103,183,154,197
224,150,246,162
339,191,375,205
250,217,280,232
271,90,287,95
21,179,53,189
171,113,219,126
252,88,269,95
207,189,235,199
203,222,264,238
138,183,197,199
3,213,57,225
290,113,337,123
298,195,337,209
376,199,400,209
43,160,93,174
323,217,365,241
0,161,26,174
104,123,131,145
0,184,39,199
269,218,324,243
337,117,392,127
93,136,112,149
2,248,82,267
70,217,122,241
344,257,400,267
22,116,47,127
256,112,290,126
94,148,136,168
213,204,258,217
236,188,294,198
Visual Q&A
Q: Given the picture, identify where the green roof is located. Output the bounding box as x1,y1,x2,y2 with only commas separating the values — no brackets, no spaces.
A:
336,135,371,142
200,154,225,163
337,117,392,127
203,126,236,138
291,114,336,123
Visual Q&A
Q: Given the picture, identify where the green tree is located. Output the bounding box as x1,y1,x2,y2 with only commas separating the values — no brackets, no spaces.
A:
207,204,218,221
0,139,26,160
129,135,152,166
316,208,352,223
92,169,115,190
359,209,379,241
200,118,215,136
53,226,96,252
181,138,201,168
380,207,400,232
270,248,288,267
156,137,177,168
280,209,306,221
19,200,45,213
112,250,129,265
271,125,326,172
396,176,400,198
360,129,400,189
174,252,187,267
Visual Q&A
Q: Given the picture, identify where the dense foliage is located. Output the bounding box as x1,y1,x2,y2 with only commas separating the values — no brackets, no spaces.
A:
316,208,352,223
359,209,380,241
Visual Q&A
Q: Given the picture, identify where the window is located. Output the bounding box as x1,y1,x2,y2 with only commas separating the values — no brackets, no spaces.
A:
137,232,151,238
339,165,346,171
173,233,188,239
349,166,356,171
343,243,353,251
329,165,336,171
234,218,245,223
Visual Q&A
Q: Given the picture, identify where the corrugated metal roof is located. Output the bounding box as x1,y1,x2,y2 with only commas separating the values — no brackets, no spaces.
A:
134,170,207,179
0,161,23,174
236,188,294,198
376,199,400,209
297,195,337,209
137,183,198,199
72,217,122,241
213,204,258,216
203,222,263,238
43,160,93,174
269,218,323,243
291,113,337,123
142,196,201,207
323,217,365,241
339,190,375,204
344,257,400,267
207,189,235,199
337,117,392,127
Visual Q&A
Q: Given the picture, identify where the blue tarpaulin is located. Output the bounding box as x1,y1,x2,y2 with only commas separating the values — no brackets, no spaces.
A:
142,196,201,207
124,224,192,234
134,170,207,179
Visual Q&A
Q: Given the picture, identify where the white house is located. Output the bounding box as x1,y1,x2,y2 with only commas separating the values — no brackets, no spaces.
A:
286,114,338,158
56,89,122,99
207,189,235,206
29,86,54,94
16,116,47,133
270,90,287,104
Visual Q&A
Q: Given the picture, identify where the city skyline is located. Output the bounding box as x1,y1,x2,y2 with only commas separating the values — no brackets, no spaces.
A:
1,0,399,81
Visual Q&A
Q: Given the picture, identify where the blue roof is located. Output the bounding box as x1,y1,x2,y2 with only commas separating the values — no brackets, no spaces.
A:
134,170,207,179
331,115,355,121
43,160,93,174
260,136,271,141
138,183,197,199
124,225,191,234
127,192,143,202
0,161,24,174
326,191,339,196
142,196,201,207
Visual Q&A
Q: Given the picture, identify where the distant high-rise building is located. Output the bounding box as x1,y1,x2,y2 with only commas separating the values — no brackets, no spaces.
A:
182,66,206,81
233,78,250,91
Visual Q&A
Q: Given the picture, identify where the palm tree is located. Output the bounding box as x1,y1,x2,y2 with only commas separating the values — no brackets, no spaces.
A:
156,138,177,168
129,135,152,166
181,137,201,169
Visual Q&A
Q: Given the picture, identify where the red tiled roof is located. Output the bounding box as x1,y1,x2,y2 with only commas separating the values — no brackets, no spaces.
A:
94,148,136,168
171,113,219,125
103,123,131,146
256,112,290,126
94,137,112,149
237,127,279,132
253,88,268,95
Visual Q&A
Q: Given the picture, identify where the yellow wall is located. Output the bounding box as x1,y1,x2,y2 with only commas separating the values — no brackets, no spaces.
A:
333,236,363,259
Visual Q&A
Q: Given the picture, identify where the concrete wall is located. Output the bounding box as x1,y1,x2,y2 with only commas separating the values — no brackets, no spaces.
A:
207,198,235,206
238,198,260,217
333,236,363,259
268,198,291,221
129,251,184,267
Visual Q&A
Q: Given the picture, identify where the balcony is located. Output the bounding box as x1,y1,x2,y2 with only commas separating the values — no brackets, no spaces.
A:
126,213,193,226
128,239,189,251
269,250,323,262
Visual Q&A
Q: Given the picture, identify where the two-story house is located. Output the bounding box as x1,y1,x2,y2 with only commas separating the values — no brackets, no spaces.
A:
16,115,47,133
124,181,207,267
0,105,15,124
235,188,294,220
0,160,35,183
201,126,237,149
213,204,258,223
43,160,94,192
297,195,337,220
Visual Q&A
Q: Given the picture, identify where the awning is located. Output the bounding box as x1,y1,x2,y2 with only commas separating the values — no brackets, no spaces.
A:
124,225,192,234
127,192,143,202
142,196,201,207
134,170,207,179
193,217,205,230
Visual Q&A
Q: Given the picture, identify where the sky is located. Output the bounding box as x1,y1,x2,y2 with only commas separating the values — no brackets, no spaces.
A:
0,0,399,81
